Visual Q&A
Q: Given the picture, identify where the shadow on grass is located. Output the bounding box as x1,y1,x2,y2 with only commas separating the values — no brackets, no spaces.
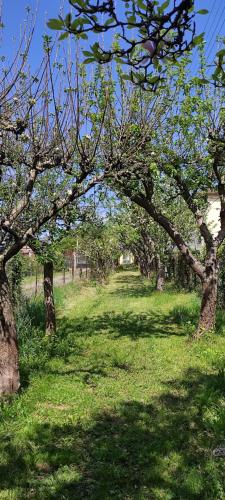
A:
110,284,156,298
110,274,192,300
57,309,186,341
111,273,155,298
0,367,224,499
47,366,108,387
114,273,145,283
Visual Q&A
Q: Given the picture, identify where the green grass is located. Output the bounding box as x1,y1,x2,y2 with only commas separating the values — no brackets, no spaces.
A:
22,270,73,288
0,270,225,499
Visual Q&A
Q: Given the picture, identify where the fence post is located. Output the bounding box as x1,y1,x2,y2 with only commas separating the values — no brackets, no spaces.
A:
72,252,75,281
35,266,38,296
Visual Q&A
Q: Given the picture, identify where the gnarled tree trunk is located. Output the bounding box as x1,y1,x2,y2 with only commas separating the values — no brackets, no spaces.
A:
195,248,218,338
0,264,20,395
43,261,56,336
156,255,165,291
195,275,218,338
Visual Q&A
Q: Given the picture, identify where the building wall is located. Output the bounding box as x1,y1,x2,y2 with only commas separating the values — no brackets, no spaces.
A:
206,192,221,238
20,245,35,258
119,253,135,265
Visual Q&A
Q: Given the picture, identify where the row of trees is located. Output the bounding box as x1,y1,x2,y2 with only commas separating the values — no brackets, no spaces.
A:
0,22,108,393
102,58,225,336
0,2,225,394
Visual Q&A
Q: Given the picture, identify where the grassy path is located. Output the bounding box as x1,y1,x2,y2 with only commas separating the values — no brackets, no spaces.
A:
0,271,225,499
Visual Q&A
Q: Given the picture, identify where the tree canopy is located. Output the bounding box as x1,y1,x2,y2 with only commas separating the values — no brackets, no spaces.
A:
48,0,210,88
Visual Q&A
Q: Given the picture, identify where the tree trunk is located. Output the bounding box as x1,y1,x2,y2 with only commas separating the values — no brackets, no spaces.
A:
156,255,165,291
195,272,218,338
194,246,218,338
43,261,56,336
0,264,20,395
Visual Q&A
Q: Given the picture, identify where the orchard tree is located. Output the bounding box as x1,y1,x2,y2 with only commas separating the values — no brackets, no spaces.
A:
32,201,96,336
31,235,62,337
77,218,121,282
97,56,225,337
112,195,195,290
117,208,157,280
0,39,108,394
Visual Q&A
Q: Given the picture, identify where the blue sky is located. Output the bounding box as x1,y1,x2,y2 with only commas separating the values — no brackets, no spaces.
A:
1,0,225,75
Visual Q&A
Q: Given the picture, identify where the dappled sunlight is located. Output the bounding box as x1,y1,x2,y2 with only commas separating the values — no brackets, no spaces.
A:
58,309,186,341
0,367,224,499
0,271,225,499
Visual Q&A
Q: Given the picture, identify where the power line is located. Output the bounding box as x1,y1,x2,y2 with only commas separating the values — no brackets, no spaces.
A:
205,4,225,59
191,1,225,75
190,0,220,74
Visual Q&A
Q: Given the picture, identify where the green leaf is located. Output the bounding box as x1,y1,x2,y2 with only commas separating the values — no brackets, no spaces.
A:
77,33,88,39
75,0,86,6
83,58,95,64
212,66,222,79
79,18,90,25
92,42,100,55
58,32,69,41
47,19,64,30
194,77,209,85
122,74,132,81
192,34,205,46
70,19,81,30
65,13,72,27
137,0,146,9
147,75,159,84
104,17,115,26
160,0,170,10
197,9,209,15
216,49,225,58
83,50,94,57
127,15,136,23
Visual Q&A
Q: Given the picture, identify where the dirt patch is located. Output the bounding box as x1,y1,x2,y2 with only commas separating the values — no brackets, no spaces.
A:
36,462,53,473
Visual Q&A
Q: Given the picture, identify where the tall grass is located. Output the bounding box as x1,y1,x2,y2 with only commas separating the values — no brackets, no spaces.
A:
171,299,225,336
16,282,82,377
16,296,50,378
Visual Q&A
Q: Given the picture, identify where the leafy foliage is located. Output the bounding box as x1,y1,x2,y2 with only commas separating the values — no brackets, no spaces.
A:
47,0,208,89
77,218,121,282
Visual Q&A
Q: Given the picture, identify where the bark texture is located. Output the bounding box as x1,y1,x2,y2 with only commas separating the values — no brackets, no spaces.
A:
156,255,165,291
43,261,56,336
0,265,20,395
195,275,218,338
131,240,154,280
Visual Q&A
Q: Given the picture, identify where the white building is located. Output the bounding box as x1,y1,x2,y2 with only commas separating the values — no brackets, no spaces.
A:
119,252,135,265
206,191,221,238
